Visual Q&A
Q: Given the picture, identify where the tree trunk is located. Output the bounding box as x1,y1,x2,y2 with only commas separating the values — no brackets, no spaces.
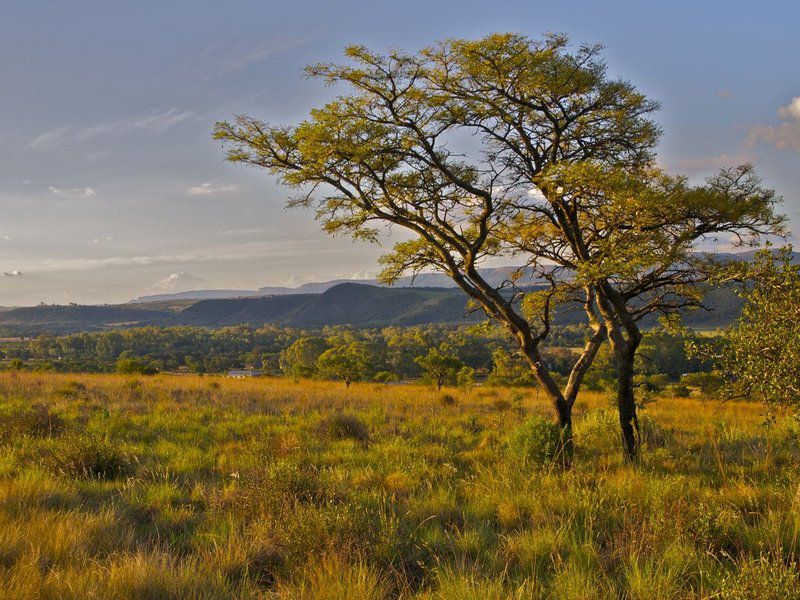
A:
521,344,575,468
555,397,574,468
616,352,639,462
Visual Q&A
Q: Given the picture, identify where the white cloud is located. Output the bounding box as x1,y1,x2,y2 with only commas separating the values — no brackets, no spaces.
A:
1,271,22,277
92,236,114,243
779,96,800,121
151,272,205,292
28,108,194,150
186,182,238,196
49,186,96,198
747,96,800,152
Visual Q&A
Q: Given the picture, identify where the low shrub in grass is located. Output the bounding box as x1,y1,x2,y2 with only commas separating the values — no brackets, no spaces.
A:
438,393,457,407
46,434,136,479
719,555,800,599
315,414,369,443
492,397,512,411
507,415,563,467
55,379,87,398
0,404,64,439
576,408,619,452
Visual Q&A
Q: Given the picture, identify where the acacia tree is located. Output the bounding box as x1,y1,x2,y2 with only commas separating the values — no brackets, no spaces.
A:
714,247,800,409
214,34,782,460
214,34,654,460
515,162,783,459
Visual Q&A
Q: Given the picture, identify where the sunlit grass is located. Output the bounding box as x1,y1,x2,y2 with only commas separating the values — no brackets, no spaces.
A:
0,371,797,598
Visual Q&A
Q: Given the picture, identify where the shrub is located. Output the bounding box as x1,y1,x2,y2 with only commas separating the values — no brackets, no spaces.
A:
55,380,87,398
316,414,369,443
456,366,475,390
719,555,800,599
438,393,458,407
634,373,670,393
576,408,619,451
492,397,512,411
666,384,692,397
115,357,157,375
0,404,64,439
510,390,526,411
373,371,400,384
46,434,136,479
681,371,724,396
507,415,563,466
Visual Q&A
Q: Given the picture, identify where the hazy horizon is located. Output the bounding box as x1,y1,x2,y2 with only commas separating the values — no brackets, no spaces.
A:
2,0,798,306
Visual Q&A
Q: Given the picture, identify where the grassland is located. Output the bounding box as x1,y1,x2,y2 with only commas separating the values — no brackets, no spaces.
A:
0,372,799,599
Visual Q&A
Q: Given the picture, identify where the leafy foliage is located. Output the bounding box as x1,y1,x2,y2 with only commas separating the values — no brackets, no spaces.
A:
717,248,800,408
316,341,373,386
506,415,564,466
414,346,464,391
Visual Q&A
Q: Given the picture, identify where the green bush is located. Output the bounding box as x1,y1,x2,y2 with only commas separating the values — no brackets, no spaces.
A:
46,434,136,479
372,371,400,384
506,415,563,466
316,414,370,443
115,357,157,375
681,371,724,396
634,373,670,393
576,408,619,451
666,383,692,397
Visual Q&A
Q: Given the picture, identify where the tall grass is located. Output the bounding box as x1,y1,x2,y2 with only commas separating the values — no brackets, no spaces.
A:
0,372,797,598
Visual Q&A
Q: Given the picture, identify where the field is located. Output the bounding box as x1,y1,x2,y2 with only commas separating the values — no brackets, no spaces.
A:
0,373,799,599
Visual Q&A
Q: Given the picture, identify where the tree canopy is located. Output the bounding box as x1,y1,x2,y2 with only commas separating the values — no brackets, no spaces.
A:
215,33,784,460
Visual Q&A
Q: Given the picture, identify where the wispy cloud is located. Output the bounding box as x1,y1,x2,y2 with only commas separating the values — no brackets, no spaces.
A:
186,182,238,196
672,152,754,175
28,108,194,150
747,96,800,152
220,227,270,236
19,238,332,273
49,186,96,198
200,33,316,79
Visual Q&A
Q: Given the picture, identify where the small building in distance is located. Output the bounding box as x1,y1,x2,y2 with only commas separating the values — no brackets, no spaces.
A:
227,369,262,378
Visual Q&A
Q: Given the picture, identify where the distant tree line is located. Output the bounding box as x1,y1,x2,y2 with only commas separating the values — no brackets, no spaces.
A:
0,323,717,392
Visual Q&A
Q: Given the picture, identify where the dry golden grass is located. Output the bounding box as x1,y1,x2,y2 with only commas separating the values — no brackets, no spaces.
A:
0,371,797,598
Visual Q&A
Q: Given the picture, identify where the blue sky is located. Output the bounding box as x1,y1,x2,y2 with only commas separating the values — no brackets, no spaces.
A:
0,0,798,304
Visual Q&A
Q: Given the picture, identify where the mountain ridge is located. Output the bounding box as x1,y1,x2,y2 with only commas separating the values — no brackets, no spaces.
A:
129,251,798,303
